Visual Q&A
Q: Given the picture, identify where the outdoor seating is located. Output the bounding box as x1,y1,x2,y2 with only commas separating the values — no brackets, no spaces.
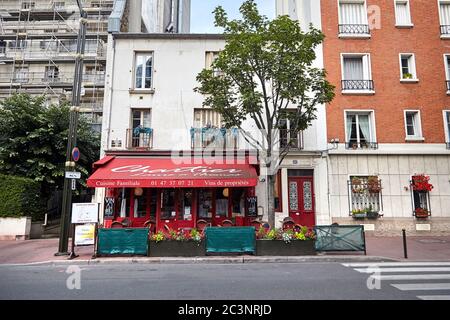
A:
250,219,263,229
282,217,295,231
111,221,124,228
144,219,156,233
196,219,210,233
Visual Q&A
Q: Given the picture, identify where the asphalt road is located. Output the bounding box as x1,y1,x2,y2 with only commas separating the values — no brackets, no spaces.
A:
0,262,433,300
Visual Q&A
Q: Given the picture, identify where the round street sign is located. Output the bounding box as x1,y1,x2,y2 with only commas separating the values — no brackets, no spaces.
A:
72,147,80,162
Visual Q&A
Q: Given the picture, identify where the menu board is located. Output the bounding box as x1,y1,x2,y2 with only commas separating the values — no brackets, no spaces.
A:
246,196,258,217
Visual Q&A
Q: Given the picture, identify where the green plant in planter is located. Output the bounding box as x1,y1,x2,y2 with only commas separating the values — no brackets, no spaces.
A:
352,209,367,219
402,73,413,79
151,231,165,243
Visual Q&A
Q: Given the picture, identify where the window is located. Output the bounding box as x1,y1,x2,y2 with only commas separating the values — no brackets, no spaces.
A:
394,0,412,26
128,109,152,149
278,111,304,150
404,111,423,140
341,54,374,92
440,1,450,35
9,39,27,49
161,190,176,220
348,176,383,215
21,2,35,9
0,41,5,54
192,109,238,150
205,51,221,76
411,175,432,218
444,55,450,92
52,2,65,10
338,0,370,36
345,111,377,149
134,52,153,89
399,54,417,81
443,111,450,147
13,66,29,83
44,66,59,81
274,170,282,212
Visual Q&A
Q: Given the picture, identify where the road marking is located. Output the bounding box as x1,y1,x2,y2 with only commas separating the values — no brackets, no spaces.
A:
391,283,450,291
417,295,450,300
371,274,450,281
355,267,450,273
343,262,450,268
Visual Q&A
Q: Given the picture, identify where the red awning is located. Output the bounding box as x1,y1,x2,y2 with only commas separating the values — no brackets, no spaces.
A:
87,156,259,188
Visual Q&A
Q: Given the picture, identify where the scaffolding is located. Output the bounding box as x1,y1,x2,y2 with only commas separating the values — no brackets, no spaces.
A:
0,0,113,130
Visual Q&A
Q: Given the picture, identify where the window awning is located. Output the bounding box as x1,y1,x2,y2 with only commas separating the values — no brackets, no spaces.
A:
87,156,259,188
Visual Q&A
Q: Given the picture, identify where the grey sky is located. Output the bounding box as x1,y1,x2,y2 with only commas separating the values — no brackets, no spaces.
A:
190,0,275,34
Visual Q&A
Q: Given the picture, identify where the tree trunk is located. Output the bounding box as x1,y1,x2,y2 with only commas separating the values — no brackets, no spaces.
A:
267,173,276,229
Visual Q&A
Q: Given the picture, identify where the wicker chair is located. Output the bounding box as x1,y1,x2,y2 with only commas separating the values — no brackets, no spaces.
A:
221,219,234,227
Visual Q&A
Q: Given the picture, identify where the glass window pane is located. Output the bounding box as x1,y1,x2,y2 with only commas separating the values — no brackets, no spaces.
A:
198,189,213,218
216,188,228,217
161,190,176,219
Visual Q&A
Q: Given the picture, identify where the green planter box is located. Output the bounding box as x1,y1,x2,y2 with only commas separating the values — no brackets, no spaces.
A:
97,228,149,256
148,241,205,257
256,240,316,256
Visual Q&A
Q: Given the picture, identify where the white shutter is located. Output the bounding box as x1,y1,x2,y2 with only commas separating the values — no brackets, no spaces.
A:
395,1,411,25
441,3,450,25
340,2,366,25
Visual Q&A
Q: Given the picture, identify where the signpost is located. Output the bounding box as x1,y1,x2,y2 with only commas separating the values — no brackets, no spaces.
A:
72,147,80,162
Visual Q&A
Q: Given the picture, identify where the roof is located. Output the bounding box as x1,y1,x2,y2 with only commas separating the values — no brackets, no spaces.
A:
112,33,225,40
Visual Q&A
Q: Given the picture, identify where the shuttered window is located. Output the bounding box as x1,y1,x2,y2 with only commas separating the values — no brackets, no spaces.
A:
193,109,222,127
395,1,412,25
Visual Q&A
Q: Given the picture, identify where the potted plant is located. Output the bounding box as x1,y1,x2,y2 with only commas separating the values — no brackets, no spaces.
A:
351,177,366,194
366,205,379,219
148,228,205,257
411,174,434,192
352,209,367,219
414,208,429,219
256,226,316,256
402,72,413,79
367,176,382,193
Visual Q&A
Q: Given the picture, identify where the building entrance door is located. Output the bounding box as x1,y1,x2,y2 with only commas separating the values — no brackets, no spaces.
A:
288,176,316,228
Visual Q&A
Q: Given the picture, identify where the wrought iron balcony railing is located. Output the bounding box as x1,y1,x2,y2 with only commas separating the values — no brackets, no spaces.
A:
0,72,106,86
342,80,374,91
339,24,370,35
441,25,450,35
126,128,153,150
190,127,239,150
345,142,378,150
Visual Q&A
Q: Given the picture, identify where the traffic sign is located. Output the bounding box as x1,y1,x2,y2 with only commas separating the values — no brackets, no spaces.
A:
71,179,76,191
72,147,80,162
66,171,81,179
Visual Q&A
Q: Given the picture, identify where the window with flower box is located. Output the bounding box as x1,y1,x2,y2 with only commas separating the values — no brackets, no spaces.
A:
410,174,433,219
348,176,383,218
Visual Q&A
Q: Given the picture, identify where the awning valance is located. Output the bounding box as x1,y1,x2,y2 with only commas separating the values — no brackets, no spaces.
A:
87,156,259,188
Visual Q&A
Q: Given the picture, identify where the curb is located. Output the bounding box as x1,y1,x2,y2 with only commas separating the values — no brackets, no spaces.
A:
0,255,399,267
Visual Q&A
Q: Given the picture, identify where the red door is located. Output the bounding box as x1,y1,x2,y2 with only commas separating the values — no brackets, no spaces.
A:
288,177,316,228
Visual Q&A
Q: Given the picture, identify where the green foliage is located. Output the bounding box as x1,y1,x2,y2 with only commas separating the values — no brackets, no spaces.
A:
0,94,100,200
0,174,44,220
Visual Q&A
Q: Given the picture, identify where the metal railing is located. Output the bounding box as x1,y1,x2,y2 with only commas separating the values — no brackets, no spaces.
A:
348,178,383,216
446,80,450,91
190,127,239,150
0,72,105,86
126,128,153,150
342,80,374,91
279,129,304,150
345,142,378,150
441,25,450,35
338,24,370,35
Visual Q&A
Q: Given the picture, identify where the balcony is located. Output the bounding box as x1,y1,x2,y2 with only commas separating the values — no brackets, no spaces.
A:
440,25,450,37
0,72,74,86
341,80,374,94
338,24,370,38
191,127,239,150
345,142,378,150
126,128,153,150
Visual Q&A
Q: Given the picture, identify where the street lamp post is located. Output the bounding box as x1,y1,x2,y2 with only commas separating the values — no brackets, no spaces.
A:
55,0,87,256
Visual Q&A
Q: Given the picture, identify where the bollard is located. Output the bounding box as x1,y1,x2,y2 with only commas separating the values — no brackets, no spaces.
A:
402,229,408,259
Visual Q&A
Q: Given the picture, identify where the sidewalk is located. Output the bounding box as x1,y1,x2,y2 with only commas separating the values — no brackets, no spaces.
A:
0,236,449,265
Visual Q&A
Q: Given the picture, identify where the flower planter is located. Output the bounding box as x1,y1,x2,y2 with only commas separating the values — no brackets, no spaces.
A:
256,240,316,256
415,213,429,220
148,240,205,257
366,212,379,220
352,213,367,219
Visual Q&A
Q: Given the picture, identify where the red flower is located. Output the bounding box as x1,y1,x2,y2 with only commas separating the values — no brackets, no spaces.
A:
411,174,434,192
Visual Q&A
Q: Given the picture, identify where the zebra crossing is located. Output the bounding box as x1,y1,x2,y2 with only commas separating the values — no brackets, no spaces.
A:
343,262,450,300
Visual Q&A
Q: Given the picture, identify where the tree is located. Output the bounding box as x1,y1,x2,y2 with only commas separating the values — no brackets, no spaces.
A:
195,0,335,227
0,93,100,201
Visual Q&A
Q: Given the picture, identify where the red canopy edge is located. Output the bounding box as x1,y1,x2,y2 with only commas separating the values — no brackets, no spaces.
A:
87,156,259,188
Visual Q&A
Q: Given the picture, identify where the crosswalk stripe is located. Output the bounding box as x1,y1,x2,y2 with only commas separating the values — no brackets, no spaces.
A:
417,295,450,300
354,267,450,273
371,274,450,281
343,262,450,268
391,283,450,291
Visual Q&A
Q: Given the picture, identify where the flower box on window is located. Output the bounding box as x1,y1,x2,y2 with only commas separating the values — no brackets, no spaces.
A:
411,174,434,192
414,208,430,219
